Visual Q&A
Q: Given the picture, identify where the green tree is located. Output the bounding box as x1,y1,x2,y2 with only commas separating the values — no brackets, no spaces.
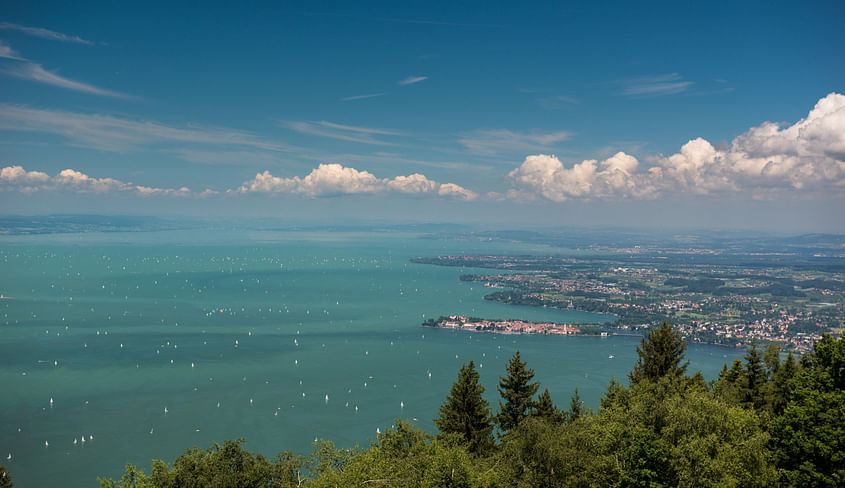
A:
148,438,288,488
495,417,615,488
420,439,482,488
309,421,489,488
769,350,797,415
434,360,494,455
568,388,585,423
662,387,777,487
712,358,745,405
743,346,767,410
99,465,153,488
599,377,776,487
629,321,688,384
532,388,565,424
771,334,845,487
497,351,539,434
763,343,782,376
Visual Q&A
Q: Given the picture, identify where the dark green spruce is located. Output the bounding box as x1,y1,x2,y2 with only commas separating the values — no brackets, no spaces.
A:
531,388,565,424
497,350,539,434
434,360,494,455
628,321,688,384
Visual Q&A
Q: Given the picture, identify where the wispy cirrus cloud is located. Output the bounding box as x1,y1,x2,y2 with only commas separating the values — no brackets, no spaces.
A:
341,92,385,101
459,129,572,155
0,104,291,153
0,40,130,98
282,120,402,145
0,40,24,60
537,95,578,110
398,75,428,86
1,60,131,98
0,22,94,45
620,73,693,97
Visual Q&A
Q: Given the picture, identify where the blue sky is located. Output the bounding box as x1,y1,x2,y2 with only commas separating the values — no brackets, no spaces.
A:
1,1,843,231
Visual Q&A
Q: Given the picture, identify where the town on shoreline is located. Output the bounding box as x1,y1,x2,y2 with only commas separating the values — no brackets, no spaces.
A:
423,315,582,336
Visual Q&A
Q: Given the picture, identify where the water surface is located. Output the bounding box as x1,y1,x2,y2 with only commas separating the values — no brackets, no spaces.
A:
0,230,742,486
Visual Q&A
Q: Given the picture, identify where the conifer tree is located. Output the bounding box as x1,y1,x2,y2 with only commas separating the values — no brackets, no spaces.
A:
718,359,745,394
770,350,797,415
531,388,565,424
629,321,688,384
434,360,494,455
763,343,782,377
497,350,539,433
568,387,584,422
743,346,767,410
771,334,845,486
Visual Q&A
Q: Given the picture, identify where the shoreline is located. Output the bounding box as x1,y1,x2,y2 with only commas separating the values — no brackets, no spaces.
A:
423,316,759,349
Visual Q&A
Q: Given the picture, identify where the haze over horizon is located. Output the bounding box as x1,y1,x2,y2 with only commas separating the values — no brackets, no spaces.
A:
1,1,844,232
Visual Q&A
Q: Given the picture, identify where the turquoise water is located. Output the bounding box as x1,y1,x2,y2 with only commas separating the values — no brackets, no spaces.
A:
0,230,742,486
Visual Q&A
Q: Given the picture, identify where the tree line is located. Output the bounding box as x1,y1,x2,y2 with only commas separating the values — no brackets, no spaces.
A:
78,323,844,487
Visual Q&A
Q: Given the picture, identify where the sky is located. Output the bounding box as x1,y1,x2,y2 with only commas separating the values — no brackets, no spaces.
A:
0,1,843,231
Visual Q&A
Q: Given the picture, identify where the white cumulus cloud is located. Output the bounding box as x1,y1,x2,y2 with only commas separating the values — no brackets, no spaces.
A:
0,165,212,197
437,182,478,201
238,163,475,199
508,92,845,201
508,153,655,201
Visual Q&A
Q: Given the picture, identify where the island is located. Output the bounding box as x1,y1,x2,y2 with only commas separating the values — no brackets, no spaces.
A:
423,315,581,335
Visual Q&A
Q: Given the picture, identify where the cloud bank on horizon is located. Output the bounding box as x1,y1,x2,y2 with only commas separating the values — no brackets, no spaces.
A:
237,163,478,200
2,93,843,202
0,165,213,197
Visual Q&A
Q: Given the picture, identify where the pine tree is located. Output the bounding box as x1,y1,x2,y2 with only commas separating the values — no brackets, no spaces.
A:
531,388,565,424
497,350,539,433
629,321,688,384
434,360,494,455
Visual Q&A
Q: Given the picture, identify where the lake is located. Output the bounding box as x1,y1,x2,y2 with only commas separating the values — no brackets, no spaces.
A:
0,229,743,486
